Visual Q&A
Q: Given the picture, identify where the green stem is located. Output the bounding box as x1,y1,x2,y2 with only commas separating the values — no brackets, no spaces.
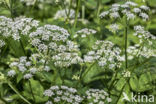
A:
116,81,127,104
74,0,81,28
82,4,85,20
28,80,35,102
7,81,31,104
124,17,128,69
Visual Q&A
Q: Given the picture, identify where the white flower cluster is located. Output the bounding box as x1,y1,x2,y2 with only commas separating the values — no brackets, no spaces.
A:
108,23,120,33
0,16,39,40
84,40,124,69
74,28,97,38
8,54,50,79
100,1,150,21
127,45,156,59
52,52,83,67
54,9,78,19
30,24,70,43
85,89,112,104
30,25,83,67
134,25,156,45
44,85,83,104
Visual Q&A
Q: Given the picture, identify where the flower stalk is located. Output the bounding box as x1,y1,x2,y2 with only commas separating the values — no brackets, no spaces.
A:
74,0,81,28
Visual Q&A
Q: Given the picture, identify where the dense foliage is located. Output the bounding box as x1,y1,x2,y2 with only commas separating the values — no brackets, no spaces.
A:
0,0,156,104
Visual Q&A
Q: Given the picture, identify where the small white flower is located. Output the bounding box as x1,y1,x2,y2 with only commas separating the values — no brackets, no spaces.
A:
110,12,120,18
134,25,144,31
99,11,109,18
109,23,119,33
23,73,33,79
49,42,57,49
31,39,41,46
44,66,50,72
110,7,119,12
54,97,61,102
43,89,54,97
126,12,135,20
54,9,78,19
18,66,27,73
10,62,18,67
38,44,48,52
112,3,120,8
20,56,27,63
121,4,129,8
7,70,16,77
25,61,32,67
30,68,37,74
140,5,150,11
125,1,138,6
139,13,149,21
133,8,141,13
50,86,59,90
107,97,112,102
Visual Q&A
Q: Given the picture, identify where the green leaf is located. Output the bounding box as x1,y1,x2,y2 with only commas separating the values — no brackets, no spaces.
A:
24,79,47,103
16,73,23,84
115,78,126,91
129,75,139,91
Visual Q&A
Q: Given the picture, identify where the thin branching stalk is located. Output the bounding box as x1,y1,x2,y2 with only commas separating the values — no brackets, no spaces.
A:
7,81,32,104
74,0,81,28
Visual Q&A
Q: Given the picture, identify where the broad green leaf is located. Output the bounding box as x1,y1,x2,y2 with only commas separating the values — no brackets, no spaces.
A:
24,79,47,103
129,75,139,91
